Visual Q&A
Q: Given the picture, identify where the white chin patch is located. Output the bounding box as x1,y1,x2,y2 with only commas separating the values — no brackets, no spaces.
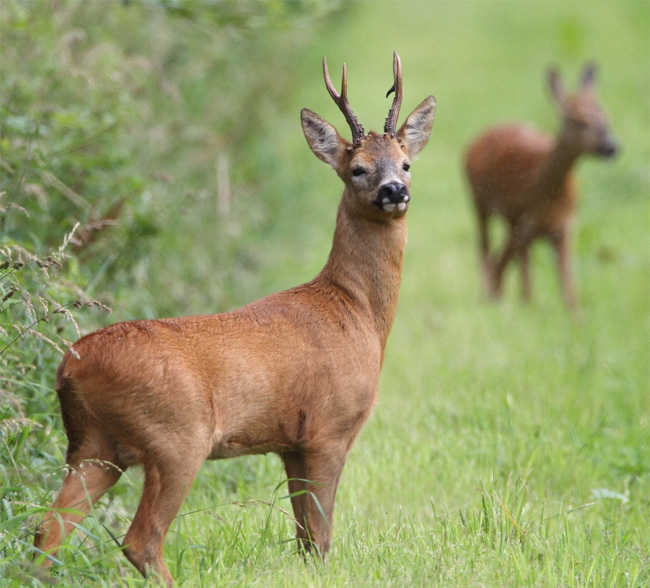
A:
379,196,409,213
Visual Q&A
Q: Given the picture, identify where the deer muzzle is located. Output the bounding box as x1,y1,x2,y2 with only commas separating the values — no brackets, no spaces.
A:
596,136,618,158
374,182,410,213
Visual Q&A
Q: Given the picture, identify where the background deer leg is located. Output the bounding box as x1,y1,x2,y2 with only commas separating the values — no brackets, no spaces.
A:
492,233,519,299
122,455,202,586
552,230,577,311
519,243,532,302
476,208,494,297
34,447,123,564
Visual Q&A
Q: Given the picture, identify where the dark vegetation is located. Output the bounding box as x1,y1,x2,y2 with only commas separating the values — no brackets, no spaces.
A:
1,0,343,582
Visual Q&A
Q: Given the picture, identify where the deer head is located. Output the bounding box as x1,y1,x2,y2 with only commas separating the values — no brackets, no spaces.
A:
301,52,436,222
548,63,618,158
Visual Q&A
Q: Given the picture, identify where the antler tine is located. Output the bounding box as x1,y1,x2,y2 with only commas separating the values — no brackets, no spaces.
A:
323,56,365,146
384,51,403,137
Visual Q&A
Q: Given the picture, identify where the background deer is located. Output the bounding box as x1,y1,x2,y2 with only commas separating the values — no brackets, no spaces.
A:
464,63,617,310
34,52,435,584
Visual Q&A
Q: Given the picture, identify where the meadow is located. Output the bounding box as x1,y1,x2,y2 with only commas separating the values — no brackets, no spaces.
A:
1,1,648,586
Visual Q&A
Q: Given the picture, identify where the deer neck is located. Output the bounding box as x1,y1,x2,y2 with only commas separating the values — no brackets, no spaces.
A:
536,129,581,196
318,190,407,349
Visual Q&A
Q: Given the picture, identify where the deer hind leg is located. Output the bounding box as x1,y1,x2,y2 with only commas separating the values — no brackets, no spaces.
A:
519,243,532,302
121,453,203,586
476,207,495,297
492,232,519,299
34,440,123,565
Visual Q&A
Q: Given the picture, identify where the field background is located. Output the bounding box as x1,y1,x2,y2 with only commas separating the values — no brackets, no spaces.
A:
1,1,648,586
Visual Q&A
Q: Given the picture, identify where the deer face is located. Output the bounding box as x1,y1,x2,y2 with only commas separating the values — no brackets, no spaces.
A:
301,53,435,221
302,106,435,221
563,94,618,158
345,133,413,219
353,134,411,214
549,63,618,159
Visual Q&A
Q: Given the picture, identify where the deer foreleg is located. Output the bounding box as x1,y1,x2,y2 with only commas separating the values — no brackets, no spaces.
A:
282,451,311,552
293,446,347,559
552,230,578,311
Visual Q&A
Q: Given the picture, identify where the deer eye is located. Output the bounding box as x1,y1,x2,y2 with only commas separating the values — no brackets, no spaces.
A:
351,167,366,177
402,162,411,172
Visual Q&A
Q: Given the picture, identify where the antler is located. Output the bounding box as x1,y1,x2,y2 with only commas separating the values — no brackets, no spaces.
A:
323,57,365,146
384,51,403,137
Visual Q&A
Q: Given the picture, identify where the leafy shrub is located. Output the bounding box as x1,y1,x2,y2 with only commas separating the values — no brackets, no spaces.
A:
0,0,341,582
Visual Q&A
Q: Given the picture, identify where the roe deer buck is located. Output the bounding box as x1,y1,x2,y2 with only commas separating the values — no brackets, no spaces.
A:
34,52,436,584
464,63,617,310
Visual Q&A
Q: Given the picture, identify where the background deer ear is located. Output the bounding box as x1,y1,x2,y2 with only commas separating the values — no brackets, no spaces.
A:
396,95,436,157
548,67,566,106
580,62,597,91
301,108,350,169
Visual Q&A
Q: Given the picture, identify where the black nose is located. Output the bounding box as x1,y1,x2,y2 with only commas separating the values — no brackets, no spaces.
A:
376,182,409,204
373,182,410,213
597,139,618,158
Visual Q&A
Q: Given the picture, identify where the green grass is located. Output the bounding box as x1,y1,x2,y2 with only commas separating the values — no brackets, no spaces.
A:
1,1,648,586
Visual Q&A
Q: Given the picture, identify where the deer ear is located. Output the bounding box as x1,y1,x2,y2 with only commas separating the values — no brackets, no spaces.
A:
580,62,597,91
396,95,436,157
301,108,350,169
548,67,566,106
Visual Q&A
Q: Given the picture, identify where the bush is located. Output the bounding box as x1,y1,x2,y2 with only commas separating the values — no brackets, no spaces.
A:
0,0,341,582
